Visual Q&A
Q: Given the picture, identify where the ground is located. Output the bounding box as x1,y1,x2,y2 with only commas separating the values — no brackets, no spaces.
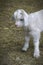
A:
0,0,43,65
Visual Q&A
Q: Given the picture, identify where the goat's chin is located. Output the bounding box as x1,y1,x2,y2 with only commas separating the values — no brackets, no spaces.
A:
16,25,22,27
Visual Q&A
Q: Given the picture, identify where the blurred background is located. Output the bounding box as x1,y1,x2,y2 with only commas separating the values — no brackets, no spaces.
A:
0,0,43,65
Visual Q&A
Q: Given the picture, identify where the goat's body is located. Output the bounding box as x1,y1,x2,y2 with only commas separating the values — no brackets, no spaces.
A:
13,9,43,58
27,10,43,32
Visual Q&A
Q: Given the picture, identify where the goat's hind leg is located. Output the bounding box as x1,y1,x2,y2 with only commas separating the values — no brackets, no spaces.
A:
33,32,40,58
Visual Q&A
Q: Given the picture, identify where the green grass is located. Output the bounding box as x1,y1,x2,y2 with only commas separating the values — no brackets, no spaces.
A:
0,0,43,65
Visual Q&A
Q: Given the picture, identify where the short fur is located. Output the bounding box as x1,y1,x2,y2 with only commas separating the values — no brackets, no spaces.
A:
13,9,43,58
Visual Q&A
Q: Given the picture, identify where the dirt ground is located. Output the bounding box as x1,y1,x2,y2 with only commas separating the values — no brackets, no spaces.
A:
0,0,43,65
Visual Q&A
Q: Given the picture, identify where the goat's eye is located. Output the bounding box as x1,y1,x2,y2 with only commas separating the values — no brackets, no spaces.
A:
20,19,24,21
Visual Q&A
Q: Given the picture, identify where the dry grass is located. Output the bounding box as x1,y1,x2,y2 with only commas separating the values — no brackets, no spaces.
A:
0,0,43,65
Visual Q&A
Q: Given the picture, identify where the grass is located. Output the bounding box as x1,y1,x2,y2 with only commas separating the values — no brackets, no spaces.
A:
0,0,43,65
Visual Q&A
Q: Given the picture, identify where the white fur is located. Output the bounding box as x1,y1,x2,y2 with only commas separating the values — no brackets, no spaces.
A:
13,9,43,58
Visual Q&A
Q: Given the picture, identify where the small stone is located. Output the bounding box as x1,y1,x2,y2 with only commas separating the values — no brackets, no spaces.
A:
16,57,20,61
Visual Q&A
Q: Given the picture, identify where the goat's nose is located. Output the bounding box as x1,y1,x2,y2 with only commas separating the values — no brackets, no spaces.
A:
15,24,17,27
15,23,17,27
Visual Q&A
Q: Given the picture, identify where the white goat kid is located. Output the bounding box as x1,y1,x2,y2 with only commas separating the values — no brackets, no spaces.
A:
13,9,43,58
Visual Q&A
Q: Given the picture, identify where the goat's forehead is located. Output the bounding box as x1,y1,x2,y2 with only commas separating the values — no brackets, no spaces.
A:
14,10,23,18
17,10,22,14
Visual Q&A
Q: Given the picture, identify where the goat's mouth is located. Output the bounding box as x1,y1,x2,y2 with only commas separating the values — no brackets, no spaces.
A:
15,24,18,27
15,24,22,27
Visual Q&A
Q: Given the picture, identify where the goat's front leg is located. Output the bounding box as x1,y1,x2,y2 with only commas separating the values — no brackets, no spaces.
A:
22,28,30,51
33,32,40,58
22,35,30,51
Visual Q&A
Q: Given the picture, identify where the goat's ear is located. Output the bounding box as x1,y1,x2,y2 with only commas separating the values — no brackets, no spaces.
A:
21,9,25,15
21,9,28,17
